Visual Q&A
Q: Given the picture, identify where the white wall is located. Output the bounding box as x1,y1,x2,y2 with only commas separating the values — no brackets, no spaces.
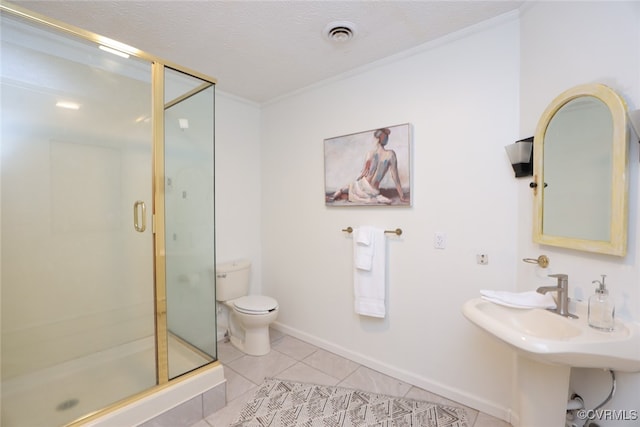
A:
519,2,640,425
259,15,520,419
214,91,263,292
214,3,640,423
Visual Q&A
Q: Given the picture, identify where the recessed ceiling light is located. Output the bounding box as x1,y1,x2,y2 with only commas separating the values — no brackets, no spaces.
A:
324,21,356,43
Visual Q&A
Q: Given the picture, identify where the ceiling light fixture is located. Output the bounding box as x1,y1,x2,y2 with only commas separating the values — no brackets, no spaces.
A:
324,21,356,43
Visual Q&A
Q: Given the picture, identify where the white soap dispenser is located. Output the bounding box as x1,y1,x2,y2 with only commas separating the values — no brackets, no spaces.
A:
588,275,615,331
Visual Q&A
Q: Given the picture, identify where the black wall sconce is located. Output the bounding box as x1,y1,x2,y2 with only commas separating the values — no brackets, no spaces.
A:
505,136,533,177
626,110,640,162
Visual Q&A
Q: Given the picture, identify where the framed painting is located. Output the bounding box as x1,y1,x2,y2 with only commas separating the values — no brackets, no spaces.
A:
324,123,411,206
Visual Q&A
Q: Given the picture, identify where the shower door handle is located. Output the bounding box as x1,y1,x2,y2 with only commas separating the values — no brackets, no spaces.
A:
133,200,147,232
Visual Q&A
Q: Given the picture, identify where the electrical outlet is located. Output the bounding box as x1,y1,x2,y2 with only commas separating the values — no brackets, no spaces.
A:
434,232,447,249
476,254,488,265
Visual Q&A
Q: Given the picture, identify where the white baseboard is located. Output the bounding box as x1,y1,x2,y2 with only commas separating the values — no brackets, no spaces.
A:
272,321,513,424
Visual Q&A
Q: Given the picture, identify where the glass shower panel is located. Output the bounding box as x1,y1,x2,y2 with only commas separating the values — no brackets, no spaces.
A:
1,13,156,426
164,67,216,379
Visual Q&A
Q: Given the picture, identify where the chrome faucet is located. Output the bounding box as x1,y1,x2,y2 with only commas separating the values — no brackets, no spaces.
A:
536,274,578,318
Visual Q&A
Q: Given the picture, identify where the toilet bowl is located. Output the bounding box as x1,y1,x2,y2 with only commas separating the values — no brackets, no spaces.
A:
225,295,278,356
215,260,279,356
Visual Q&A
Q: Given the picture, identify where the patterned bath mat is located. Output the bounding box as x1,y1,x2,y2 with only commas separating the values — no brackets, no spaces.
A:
231,377,469,427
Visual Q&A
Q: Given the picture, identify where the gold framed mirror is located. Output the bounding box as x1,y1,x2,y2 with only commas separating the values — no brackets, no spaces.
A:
533,83,629,256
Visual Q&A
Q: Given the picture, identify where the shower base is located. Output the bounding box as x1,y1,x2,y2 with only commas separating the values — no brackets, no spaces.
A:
1,335,212,427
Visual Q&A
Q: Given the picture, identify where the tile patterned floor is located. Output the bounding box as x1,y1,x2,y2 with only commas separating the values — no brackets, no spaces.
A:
192,330,511,427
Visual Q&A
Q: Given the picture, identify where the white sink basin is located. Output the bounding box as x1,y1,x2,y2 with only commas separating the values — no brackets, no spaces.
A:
462,297,640,372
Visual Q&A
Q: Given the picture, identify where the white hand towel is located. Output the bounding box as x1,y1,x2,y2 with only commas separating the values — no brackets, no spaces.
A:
353,227,386,317
354,226,374,271
480,290,557,309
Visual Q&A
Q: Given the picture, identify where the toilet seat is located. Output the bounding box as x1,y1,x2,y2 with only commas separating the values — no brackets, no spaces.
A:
233,295,278,315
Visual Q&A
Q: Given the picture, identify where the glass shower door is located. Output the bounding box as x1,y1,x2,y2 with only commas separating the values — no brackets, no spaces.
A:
163,67,217,378
1,12,156,426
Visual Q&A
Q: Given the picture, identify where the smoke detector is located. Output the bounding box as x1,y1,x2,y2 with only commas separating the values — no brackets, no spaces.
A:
324,21,356,43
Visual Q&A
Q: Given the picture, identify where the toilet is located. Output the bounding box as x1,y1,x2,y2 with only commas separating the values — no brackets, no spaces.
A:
215,259,279,356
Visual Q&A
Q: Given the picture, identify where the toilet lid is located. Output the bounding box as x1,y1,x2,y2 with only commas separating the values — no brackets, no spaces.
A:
233,295,278,315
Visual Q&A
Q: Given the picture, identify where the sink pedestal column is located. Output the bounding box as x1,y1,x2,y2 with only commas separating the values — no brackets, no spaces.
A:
516,356,570,426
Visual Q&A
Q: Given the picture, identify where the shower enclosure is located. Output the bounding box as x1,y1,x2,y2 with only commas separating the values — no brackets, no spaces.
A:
1,4,219,426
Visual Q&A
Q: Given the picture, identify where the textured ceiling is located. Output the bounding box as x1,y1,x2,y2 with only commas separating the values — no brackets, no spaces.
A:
10,1,522,103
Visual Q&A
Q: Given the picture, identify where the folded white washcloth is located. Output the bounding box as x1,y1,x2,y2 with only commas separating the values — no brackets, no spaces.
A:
354,226,374,271
480,290,557,309
355,227,372,245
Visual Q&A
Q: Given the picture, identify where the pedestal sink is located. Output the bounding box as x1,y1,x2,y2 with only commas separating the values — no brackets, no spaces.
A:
462,297,640,426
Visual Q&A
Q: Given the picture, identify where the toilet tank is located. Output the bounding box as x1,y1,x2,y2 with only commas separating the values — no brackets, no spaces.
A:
215,259,250,302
